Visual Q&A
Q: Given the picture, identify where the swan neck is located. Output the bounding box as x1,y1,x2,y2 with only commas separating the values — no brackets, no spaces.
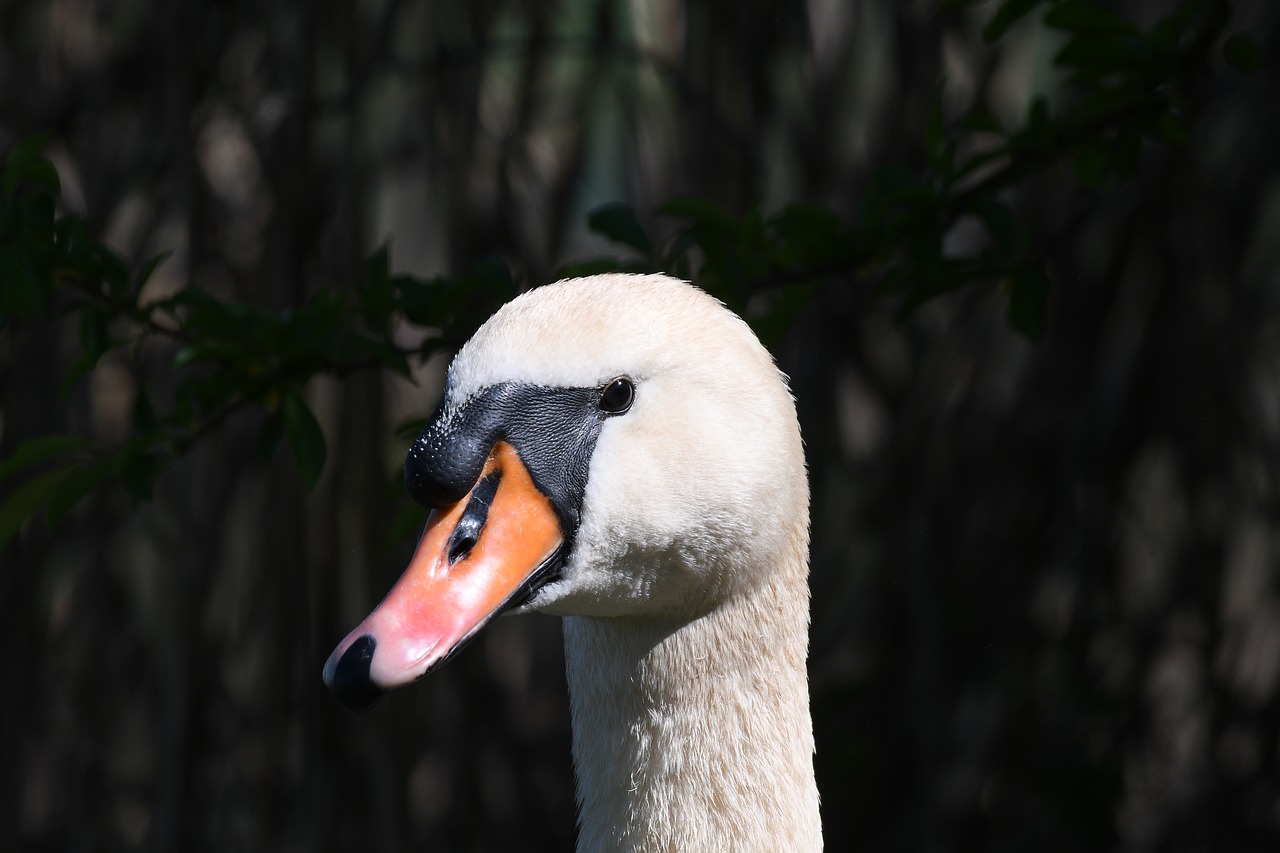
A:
563,577,822,852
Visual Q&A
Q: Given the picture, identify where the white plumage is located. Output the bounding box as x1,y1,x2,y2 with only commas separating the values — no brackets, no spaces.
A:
327,273,822,852
454,275,821,852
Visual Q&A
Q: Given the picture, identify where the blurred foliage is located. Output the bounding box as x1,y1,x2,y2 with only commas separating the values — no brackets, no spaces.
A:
0,145,520,539
2,0,1278,850
0,0,1256,546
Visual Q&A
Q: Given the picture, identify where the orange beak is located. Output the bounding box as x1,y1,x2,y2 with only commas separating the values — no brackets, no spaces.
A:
323,441,564,709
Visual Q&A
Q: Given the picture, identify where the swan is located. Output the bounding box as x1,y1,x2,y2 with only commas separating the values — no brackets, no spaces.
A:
323,273,822,852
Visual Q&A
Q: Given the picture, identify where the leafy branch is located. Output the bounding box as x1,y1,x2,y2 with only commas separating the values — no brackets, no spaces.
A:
0,0,1259,547
0,141,518,544
567,0,1254,341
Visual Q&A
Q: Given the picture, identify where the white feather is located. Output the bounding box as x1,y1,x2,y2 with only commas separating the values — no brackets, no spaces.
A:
446,273,821,852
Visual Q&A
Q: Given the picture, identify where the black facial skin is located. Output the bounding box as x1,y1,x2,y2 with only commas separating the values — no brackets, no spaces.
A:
328,379,632,711
404,378,639,612
405,379,631,534
447,470,500,565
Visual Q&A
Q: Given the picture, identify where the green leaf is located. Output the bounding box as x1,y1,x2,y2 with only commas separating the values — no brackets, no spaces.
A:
2,136,60,197
1223,34,1262,73
98,246,131,297
983,0,1043,42
658,196,740,239
359,245,397,329
46,458,116,528
0,246,53,321
750,282,818,347
1007,265,1050,341
587,203,652,256
258,409,285,458
1075,141,1111,187
464,255,517,297
0,434,93,484
1044,1,1135,34
1074,82,1142,125
1012,97,1055,154
132,250,172,294
925,96,946,165
974,197,1018,253
1112,126,1142,176
282,393,326,489
556,257,651,279
1055,33,1145,78
364,244,391,283
59,353,98,398
133,390,159,433
960,109,1004,134
395,275,449,327
924,93,962,185
118,445,163,502
769,203,848,265
80,305,109,362
0,466,70,548
1151,113,1188,146
1148,2,1202,52
173,342,247,367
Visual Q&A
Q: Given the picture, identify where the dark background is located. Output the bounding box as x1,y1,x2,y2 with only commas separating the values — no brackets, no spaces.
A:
2,0,1279,850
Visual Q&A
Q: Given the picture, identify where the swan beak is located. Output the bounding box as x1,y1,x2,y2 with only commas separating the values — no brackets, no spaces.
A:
323,441,564,710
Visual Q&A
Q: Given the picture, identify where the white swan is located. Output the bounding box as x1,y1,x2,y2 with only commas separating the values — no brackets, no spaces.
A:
324,273,822,852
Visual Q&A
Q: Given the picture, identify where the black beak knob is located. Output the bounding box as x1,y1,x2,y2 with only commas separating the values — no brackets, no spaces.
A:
325,634,384,711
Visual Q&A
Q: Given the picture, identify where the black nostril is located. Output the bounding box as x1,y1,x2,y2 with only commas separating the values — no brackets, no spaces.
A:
445,471,502,565
329,635,384,711
448,532,478,564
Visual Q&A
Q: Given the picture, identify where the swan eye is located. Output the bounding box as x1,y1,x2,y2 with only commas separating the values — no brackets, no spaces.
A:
598,377,635,415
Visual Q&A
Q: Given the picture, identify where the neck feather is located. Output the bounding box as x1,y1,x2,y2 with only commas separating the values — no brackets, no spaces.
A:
562,542,822,853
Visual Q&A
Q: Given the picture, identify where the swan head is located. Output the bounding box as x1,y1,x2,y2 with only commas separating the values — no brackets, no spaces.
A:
323,273,807,710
